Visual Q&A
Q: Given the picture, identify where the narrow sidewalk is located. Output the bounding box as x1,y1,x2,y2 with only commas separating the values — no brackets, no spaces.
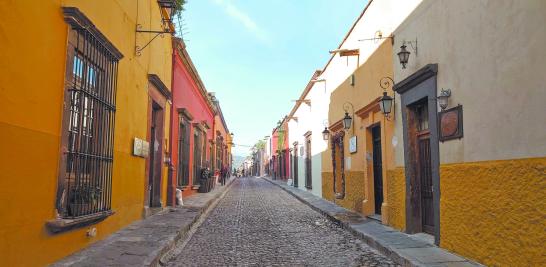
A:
53,177,236,267
263,176,482,267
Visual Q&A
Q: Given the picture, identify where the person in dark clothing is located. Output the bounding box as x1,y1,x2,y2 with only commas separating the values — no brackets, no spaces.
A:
220,165,227,185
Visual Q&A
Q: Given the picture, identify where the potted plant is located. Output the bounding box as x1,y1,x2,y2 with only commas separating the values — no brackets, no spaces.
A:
68,185,102,216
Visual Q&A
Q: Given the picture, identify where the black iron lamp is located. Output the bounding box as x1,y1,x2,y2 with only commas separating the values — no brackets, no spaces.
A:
379,91,394,116
342,102,355,134
378,77,395,120
397,44,410,69
157,0,177,18
437,88,452,110
342,112,352,130
322,127,330,141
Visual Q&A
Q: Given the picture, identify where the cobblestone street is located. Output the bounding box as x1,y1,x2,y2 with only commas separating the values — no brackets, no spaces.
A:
166,177,398,267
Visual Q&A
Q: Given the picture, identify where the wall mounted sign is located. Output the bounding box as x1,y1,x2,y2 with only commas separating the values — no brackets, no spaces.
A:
439,105,463,141
349,136,357,153
133,138,150,158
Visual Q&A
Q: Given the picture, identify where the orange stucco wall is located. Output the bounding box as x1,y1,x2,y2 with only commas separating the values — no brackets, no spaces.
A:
0,1,172,265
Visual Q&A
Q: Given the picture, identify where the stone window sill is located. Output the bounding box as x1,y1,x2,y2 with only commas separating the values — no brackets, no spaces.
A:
191,184,201,190
46,210,114,234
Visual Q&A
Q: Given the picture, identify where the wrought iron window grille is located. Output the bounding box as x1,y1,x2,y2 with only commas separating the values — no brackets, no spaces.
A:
57,8,122,219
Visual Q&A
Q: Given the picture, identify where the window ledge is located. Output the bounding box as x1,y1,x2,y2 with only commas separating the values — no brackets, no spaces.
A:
46,210,114,234
191,185,201,190
177,186,190,190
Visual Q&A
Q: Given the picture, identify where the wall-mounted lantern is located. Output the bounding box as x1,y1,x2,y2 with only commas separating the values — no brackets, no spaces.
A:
342,102,355,135
397,39,417,69
322,127,330,141
378,77,395,120
342,112,352,130
437,88,452,110
322,119,330,141
157,0,177,18
397,44,410,69
379,92,394,116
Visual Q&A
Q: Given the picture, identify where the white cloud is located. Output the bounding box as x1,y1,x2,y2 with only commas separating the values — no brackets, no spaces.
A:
212,0,271,43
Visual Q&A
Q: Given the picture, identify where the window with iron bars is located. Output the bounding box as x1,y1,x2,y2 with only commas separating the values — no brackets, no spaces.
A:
192,127,203,185
57,10,121,218
177,117,191,186
216,136,223,171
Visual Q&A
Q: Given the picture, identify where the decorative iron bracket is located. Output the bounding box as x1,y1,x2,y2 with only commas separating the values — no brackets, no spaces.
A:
135,24,173,56
359,30,394,45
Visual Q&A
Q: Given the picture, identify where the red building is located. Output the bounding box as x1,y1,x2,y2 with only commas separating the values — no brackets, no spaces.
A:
169,38,216,202
271,118,290,180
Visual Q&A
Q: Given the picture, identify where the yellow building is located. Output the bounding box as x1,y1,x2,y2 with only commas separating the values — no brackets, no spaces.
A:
319,0,421,225
0,1,173,265
389,0,546,265
322,41,396,223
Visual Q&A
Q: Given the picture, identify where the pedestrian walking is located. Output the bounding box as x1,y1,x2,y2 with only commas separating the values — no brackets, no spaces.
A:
221,165,227,185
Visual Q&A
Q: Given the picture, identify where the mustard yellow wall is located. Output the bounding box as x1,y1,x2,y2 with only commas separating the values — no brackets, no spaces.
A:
0,1,172,266
382,158,546,266
322,40,396,220
322,171,367,212
440,157,546,266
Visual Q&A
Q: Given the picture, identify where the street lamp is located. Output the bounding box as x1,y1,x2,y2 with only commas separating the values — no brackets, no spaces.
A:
437,88,452,110
322,127,330,141
342,112,352,131
397,39,417,69
379,91,394,116
378,77,395,120
342,102,354,133
397,44,410,69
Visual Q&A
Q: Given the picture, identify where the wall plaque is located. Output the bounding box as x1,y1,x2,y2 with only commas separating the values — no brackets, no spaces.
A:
439,105,463,141
133,138,150,157
349,136,357,153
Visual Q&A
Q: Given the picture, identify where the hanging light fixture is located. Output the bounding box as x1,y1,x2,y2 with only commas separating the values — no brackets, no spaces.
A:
322,127,330,141
397,44,410,69
342,112,352,130
437,88,452,110
378,77,395,119
158,0,177,18
379,91,394,116
397,39,417,69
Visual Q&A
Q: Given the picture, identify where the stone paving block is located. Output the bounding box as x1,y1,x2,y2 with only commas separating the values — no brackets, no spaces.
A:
263,176,482,267
166,177,398,267
53,178,236,267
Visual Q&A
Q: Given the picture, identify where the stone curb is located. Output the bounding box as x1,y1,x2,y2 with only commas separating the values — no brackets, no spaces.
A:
262,177,482,267
53,177,236,267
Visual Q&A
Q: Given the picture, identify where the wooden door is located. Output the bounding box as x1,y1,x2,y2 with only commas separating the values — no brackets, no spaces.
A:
148,103,163,207
414,102,434,234
372,126,383,215
293,144,299,187
305,136,312,189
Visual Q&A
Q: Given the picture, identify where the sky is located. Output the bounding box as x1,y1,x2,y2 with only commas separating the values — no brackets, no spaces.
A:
180,0,367,157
